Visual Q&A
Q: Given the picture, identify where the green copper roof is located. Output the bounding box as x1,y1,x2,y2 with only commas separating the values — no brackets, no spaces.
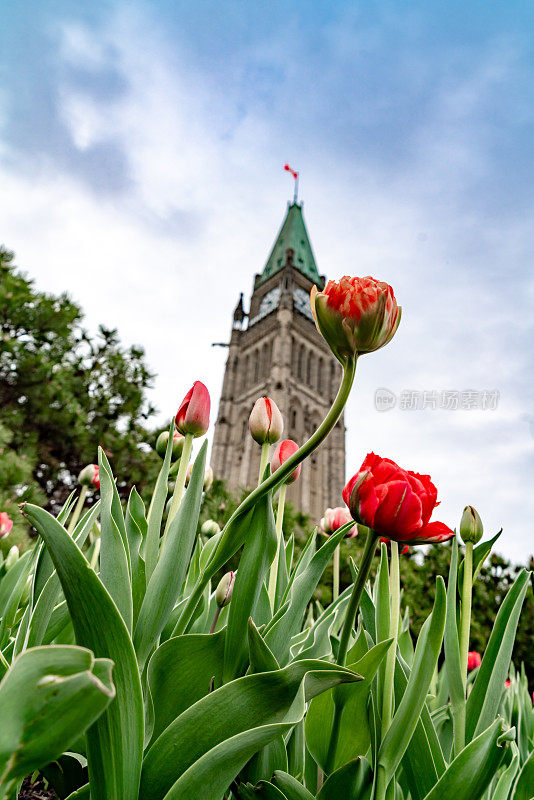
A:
257,203,322,287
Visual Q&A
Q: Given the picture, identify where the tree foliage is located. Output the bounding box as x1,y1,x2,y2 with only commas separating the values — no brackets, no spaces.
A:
0,246,160,545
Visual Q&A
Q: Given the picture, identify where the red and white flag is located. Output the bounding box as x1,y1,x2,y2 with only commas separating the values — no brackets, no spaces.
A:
284,163,298,180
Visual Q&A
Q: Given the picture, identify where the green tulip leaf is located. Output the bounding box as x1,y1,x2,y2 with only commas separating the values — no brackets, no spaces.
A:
264,525,349,665
98,448,132,632
512,745,534,800
143,419,175,582
0,646,114,796
466,569,530,741
134,442,207,670
420,718,513,800
147,629,225,744
222,488,277,682
316,756,373,800
377,577,446,785
140,659,361,800
24,504,144,800
272,770,315,799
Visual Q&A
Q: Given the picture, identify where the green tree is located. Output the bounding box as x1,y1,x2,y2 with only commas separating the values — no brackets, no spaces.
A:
0,246,160,540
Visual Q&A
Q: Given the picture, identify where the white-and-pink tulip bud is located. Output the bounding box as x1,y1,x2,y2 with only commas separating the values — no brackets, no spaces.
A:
319,506,357,537
215,571,235,608
5,545,19,570
78,464,100,489
249,397,284,445
271,439,301,485
0,512,13,538
185,464,214,491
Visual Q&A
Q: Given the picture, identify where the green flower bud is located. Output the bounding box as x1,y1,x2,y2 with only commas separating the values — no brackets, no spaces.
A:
460,505,483,545
215,571,235,608
201,519,221,537
5,545,20,570
156,430,185,460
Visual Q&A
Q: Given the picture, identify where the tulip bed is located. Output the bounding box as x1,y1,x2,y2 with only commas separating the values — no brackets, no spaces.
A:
0,276,532,800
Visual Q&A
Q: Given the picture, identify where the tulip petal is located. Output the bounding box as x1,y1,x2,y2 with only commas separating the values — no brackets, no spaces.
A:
373,480,423,538
407,521,454,544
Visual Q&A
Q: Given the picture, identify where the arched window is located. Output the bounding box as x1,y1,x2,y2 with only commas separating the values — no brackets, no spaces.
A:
253,349,261,384
298,344,305,380
306,351,313,385
317,358,324,393
262,342,270,377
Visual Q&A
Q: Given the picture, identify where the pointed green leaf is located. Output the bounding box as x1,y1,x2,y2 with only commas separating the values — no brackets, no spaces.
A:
144,419,175,582
378,577,446,784
466,569,530,741
272,770,315,800
0,646,114,796
421,719,513,800
223,489,277,682
134,442,207,670
23,504,144,800
147,629,225,743
316,757,373,800
140,660,361,800
264,526,349,665
98,448,132,632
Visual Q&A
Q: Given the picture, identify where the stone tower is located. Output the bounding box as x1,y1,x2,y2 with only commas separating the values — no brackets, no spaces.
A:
211,202,346,523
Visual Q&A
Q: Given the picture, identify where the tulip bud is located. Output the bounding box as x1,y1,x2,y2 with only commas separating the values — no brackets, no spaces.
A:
215,571,235,608
0,511,13,538
156,429,185,460
5,545,19,570
78,464,100,489
167,481,175,495
319,506,356,536
271,439,301,484
460,505,483,545
185,464,213,492
185,463,193,488
310,276,401,363
249,397,284,445
467,651,481,671
203,466,214,492
201,519,221,537
176,381,210,437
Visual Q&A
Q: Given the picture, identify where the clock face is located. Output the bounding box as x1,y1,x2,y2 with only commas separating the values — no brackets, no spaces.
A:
249,287,281,326
293,287,314,320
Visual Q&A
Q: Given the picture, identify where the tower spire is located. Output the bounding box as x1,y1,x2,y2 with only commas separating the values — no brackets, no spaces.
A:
284,163,299,204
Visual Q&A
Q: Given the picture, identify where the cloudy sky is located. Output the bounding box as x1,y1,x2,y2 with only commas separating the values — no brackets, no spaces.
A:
2,1,533,562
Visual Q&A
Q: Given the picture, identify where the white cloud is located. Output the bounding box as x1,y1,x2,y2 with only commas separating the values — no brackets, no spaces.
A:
1,2,533,563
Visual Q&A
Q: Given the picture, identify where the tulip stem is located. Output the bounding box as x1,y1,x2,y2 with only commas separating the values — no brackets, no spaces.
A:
381,540,400,739
268,483,287,610
337,528,378,667
164,432,193,542
325,528,378,775
333,544,340,601
173,358,357,637
209,607,221,634
457,540,473,751
258,442,270,486
67,486,87,535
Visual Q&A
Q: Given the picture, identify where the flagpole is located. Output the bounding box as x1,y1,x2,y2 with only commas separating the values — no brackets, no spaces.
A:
294,173,299,204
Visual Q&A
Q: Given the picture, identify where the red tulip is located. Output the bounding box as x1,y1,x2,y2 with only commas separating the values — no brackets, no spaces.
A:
320,507,357,537
467,651,481,671
310,276,401,362
176,381,210,437
0,512,13,538
379,537,410,556
271,439,301,484
505,679,511,688
249,397,284,445
343,453,454,545
78,464,100,489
